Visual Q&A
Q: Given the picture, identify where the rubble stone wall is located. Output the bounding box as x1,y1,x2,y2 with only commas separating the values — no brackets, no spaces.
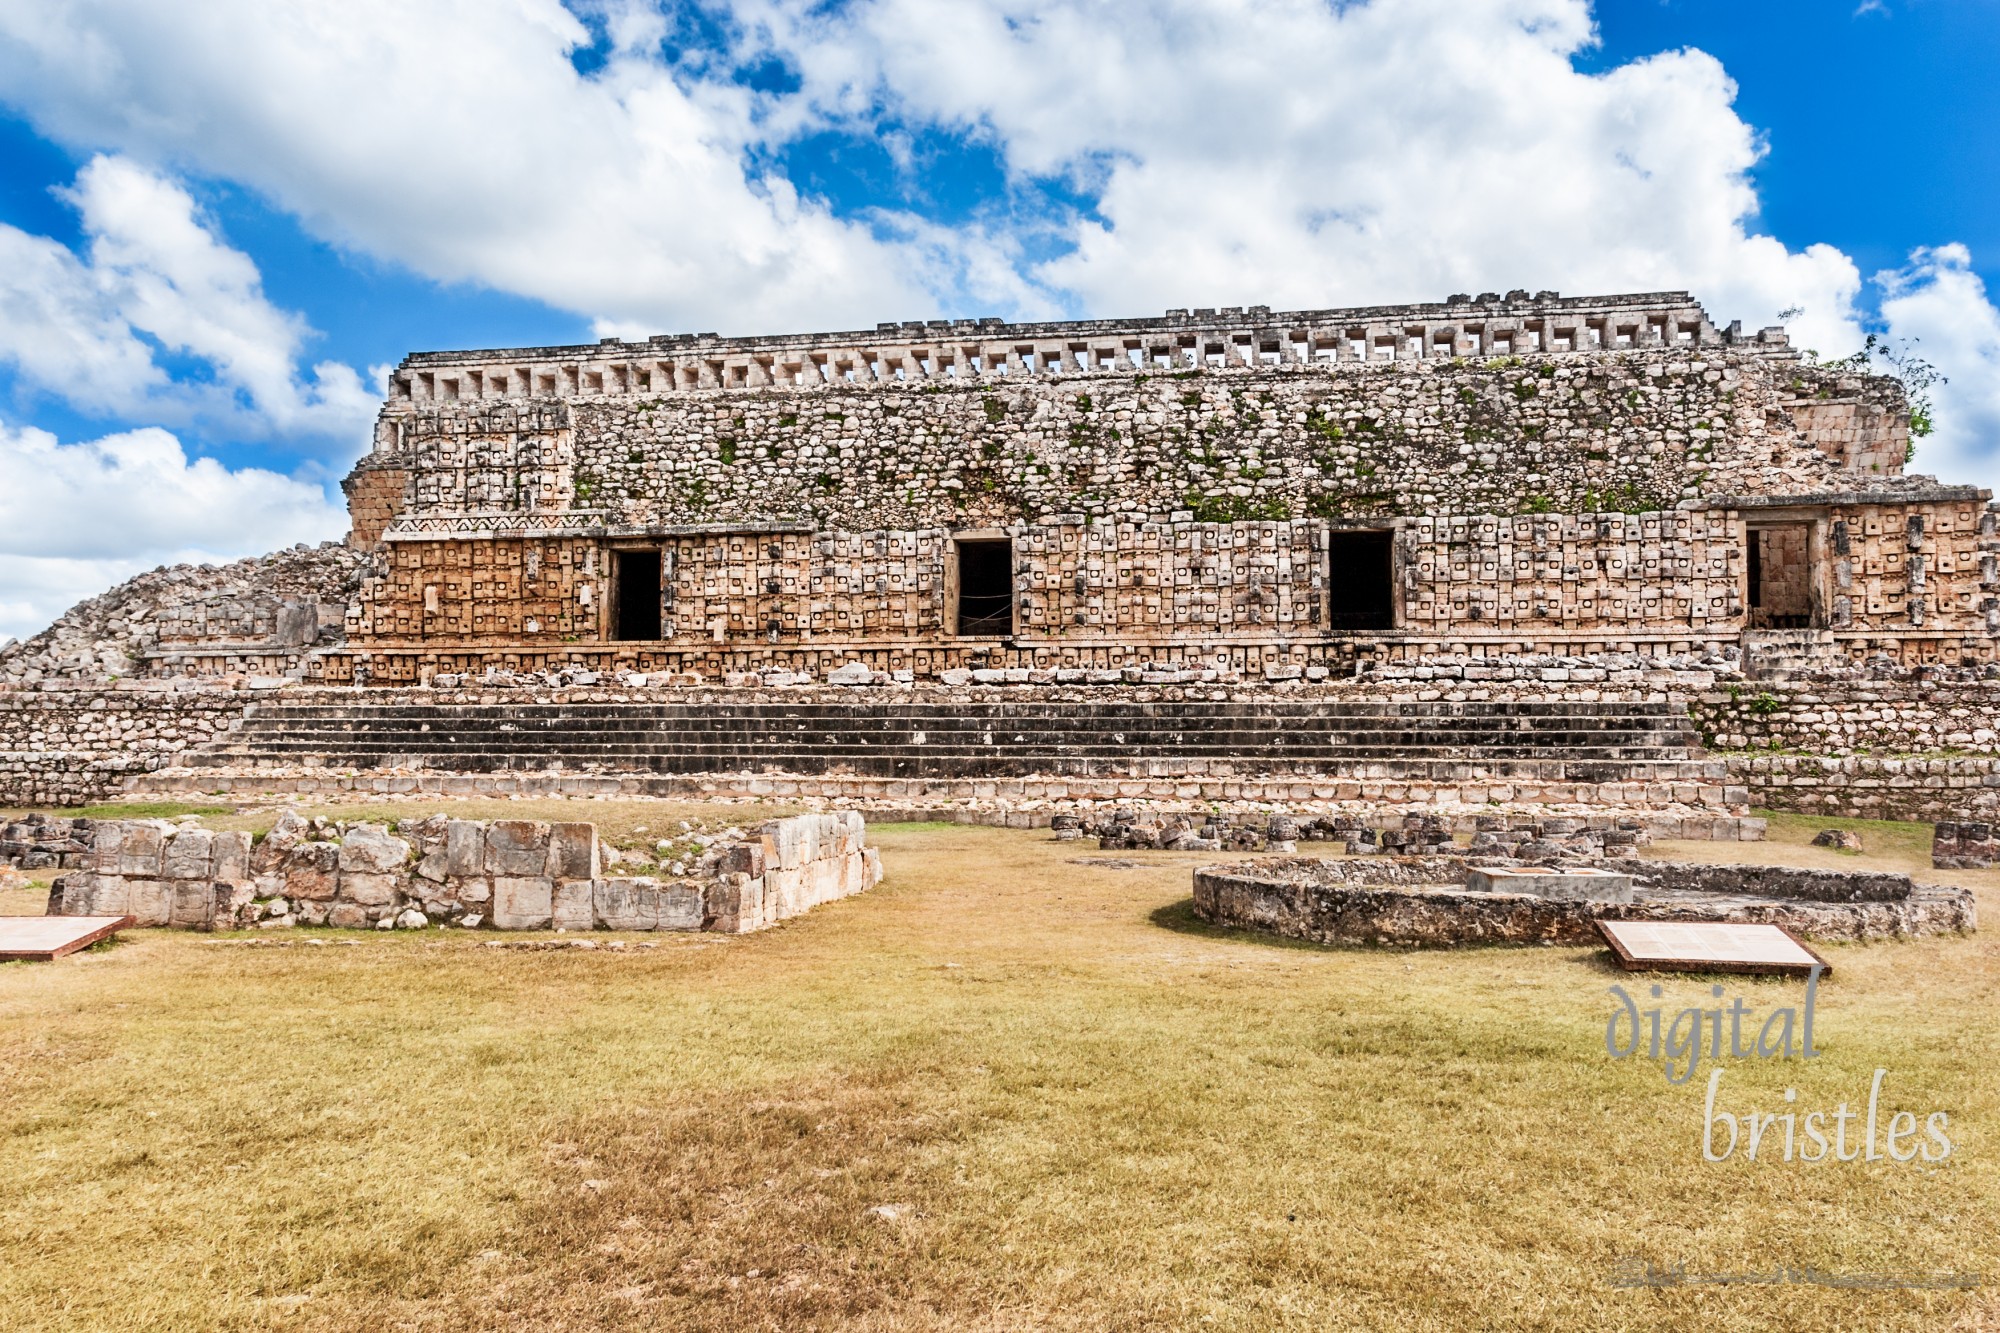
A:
1191,856,1974,947
45,810,880,933
0,685,256,806
1694,678,2000,755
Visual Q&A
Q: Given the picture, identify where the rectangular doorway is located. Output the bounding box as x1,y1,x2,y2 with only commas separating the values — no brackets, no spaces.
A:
1747,524,1812,628
613,549,662,640
955,538,1014,636
1326,530,1394,630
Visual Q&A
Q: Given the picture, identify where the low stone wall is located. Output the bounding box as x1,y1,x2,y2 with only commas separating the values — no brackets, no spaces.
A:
0,683,258,806
1191,856,1975,947
46,810,879,933
1694,678,2000,755
1727,753,2000,823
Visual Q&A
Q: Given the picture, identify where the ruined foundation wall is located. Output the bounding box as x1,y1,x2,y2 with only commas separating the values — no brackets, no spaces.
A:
46,810,880,933
0,685,257,806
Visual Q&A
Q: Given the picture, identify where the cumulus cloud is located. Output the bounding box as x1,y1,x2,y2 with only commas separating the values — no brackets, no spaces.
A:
0,0,1906,349
0,0,932,335
755,0,1871,353
1880,244,2000,484
0,154,375,439
0,421,347,640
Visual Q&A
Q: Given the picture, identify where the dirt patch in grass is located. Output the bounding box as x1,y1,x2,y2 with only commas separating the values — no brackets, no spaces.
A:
0,822,1993,1330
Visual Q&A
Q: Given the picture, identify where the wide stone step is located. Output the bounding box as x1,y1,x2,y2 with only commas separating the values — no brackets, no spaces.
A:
196,697,1708,779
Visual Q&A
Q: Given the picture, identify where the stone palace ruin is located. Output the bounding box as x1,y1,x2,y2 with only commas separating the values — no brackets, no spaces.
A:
4,289,2000,845
329,289,1981,684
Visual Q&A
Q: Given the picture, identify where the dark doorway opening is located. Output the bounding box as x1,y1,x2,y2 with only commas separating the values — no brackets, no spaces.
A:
956,539,1014,635
1747,525,1812,628
1326,530,1395,631
613,549,662,641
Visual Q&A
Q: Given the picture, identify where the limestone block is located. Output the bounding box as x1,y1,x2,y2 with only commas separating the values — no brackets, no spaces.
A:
169,881,216,928
115,823,166,877
88,823,129,873
415,848,449,882
211,831,252,882
284,842,341,901
1464,865,1634,903
658,882,704,931
445,820,485,877
493,876,554,929
125,879,172,926
251,809,309,874
704,873,751,933
327,902,370,929
548,823,598,880
160,830,217,880
721,841,765,878
338,824,410,874
453,877,492,904
83,876,130,917
553,879,594,930
593,877,659,931
339,872,400,907
485,821,551,877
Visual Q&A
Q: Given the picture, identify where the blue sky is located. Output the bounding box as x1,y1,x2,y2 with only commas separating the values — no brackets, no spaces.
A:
1,0,1997,640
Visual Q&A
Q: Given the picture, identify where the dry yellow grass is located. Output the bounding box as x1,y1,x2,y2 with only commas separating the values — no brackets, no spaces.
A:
0,814,1994,1330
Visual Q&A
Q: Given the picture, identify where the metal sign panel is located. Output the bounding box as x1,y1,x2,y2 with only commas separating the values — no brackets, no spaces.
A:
1595,919,1831,978
0,915,135,962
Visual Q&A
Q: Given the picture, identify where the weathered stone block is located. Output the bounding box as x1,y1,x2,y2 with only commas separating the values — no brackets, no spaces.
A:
339,872,400,907
161,829,215,880
658,882,704,930
553,879,594,930
169,881,216,928
115,823,165,877
492,876,553,929
592,877,658,931
1465,865,1634,903
125,879,171,926
548,823,598,880
251,810,310,874
485,821,550,876
89,823,129,873
445,819,485,877
326,902,370,929
211,831,252,882
338,824,410,874
284,842,341,901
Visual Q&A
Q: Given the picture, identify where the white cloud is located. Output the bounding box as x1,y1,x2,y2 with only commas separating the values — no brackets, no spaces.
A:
758,0,1871,354
1880,244,2000,485
0,0,1894,347
0,421,346,640
0,154,376,441
60,155,376,436
0,0,933,335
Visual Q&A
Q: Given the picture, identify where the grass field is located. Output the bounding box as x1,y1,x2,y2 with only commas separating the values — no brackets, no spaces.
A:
0,811,1995,1330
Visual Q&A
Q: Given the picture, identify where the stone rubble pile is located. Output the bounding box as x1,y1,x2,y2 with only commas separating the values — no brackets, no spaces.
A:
1931,820,2000,869
0,542,371,685
1067,807,1649,858
1,812,98,870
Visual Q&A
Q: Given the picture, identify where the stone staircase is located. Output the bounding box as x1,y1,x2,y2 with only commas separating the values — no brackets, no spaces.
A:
188,697,1713,781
